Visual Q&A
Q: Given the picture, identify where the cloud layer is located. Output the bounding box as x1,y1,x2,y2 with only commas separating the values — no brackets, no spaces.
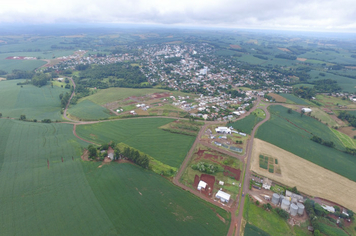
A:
1,0,356,31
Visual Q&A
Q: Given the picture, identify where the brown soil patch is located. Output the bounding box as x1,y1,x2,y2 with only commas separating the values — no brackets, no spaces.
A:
0,77,6,81
152,92,170,99
251,139,356,211
200,174,215,197
278,48,291,52
216,213,226,223
338,126,356,138
81,149,89,161
230,45,241,49
269,93,287,103
223,166,241,181
297,58,307,61
135,109,149,116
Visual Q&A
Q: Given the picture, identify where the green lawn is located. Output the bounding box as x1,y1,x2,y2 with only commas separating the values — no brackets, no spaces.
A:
256,105,356,182
253,109,266,119
279,94,310,105
67,99,113,120
228,113,264,134
0,79,66,120
244,223,270,236
0,119,230,235
243,196,295,236
75,118,196,168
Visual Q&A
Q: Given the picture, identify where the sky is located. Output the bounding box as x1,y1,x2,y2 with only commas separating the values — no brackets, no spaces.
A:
1,0,356,32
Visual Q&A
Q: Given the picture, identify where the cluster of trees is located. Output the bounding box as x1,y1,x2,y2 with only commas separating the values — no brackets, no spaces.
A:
191,162,219,174
345,147,356,156
314,79,342,93
235,140,243,144
32,73,50,87
121,146,149,169
227,89,246,98
253,54,268,60
275,54,297,60
293,86,316,99
275,208,290,219
310,135,335,148
59,92,71,109
7,70,34,80
338,111,356,128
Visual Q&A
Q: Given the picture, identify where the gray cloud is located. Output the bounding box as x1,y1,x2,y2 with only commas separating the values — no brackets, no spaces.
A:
0,0,355,31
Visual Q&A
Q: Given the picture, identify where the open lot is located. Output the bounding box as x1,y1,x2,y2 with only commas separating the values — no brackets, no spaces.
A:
0,79,66,120
251,139,356,211
75,118,196,168
269,93,287,103
0,119,229,235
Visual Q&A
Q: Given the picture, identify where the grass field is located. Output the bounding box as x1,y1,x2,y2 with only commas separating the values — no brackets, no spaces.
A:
256,105,356,182
315,94,355,108
0,59,46,72
0,79,66,120
243,195,298,236
0,119,229,235
67,100,113,120
309,107,338,127
228,113,264,134
251,139,356,212
331,128,356,149
75,118,196,168
244,223,270,236
278,93,310,105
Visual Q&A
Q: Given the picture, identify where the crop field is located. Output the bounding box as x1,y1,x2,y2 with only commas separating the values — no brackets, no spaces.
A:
244,223,270,236
251,139,356,211
0,59,46,72
243,195,297,236
75,118,196,168
255,105,356,182
309,107,338,127
228,113,264,134
268,93,286,103
67,100,113,120
0,80,66,120
315,94,354,108
0,119,229,235
309,70,356,93
278,93,310,105
330,128,356,149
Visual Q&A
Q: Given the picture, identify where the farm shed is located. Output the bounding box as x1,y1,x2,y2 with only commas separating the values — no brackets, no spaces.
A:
301,108,312,113
197,180,207,191
215,127,231,134
215,190,230,203
262,178,272,190
108,153,114,160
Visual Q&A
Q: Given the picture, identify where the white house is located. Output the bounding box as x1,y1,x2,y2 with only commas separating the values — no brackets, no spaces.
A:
233,111,241,116
216,190,231,203
262,178,272,190
301,108,312,113
215,127,231,134
197,180,207,191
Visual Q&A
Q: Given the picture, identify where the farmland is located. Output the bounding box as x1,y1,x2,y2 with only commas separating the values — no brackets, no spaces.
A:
75,118,196,168
228,112,264,134
308,107,339,127
0,59,46,72
330,128,356,149
251,139,356,211
278,94,310,105
0,119,229,235
268,93,287,103
0,79,66,120
67,99,113,120
255,105,356,181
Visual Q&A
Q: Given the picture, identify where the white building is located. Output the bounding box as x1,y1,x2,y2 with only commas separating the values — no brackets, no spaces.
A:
216,190,231,203
262,178,272,190
197,180,207,191
301,108,312,113
215,127,231,134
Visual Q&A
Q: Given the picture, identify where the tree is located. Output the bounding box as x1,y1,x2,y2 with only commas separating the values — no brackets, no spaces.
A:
301,109,305,117
287,108,292,114
0,112,2,118
20,114,26,120
88,145,97,158
314,229,321,236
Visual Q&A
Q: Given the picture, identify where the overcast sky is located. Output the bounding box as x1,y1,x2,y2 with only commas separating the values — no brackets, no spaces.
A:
1,0,356,32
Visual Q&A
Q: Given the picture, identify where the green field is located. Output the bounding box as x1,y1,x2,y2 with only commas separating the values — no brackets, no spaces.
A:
0,59,46,72
67,100,113,120
75,118,196,168
228,113,264,134
331,128,356,149
0,80,66,120
279,94,310,105
309,107,338,127
256,105,356,181
0,119,229,235
243,196,302,236
244,223,270,236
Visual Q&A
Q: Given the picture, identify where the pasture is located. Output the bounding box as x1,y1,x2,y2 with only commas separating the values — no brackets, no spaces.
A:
0,79,66,120
256,105,356,182
75,118,196,168
309,107,338,127
67,100,113,120
243,195,301,236
0,119,229,235
330,128,356,149
251,139,356,212
278,93,310,105
228,113,264,134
